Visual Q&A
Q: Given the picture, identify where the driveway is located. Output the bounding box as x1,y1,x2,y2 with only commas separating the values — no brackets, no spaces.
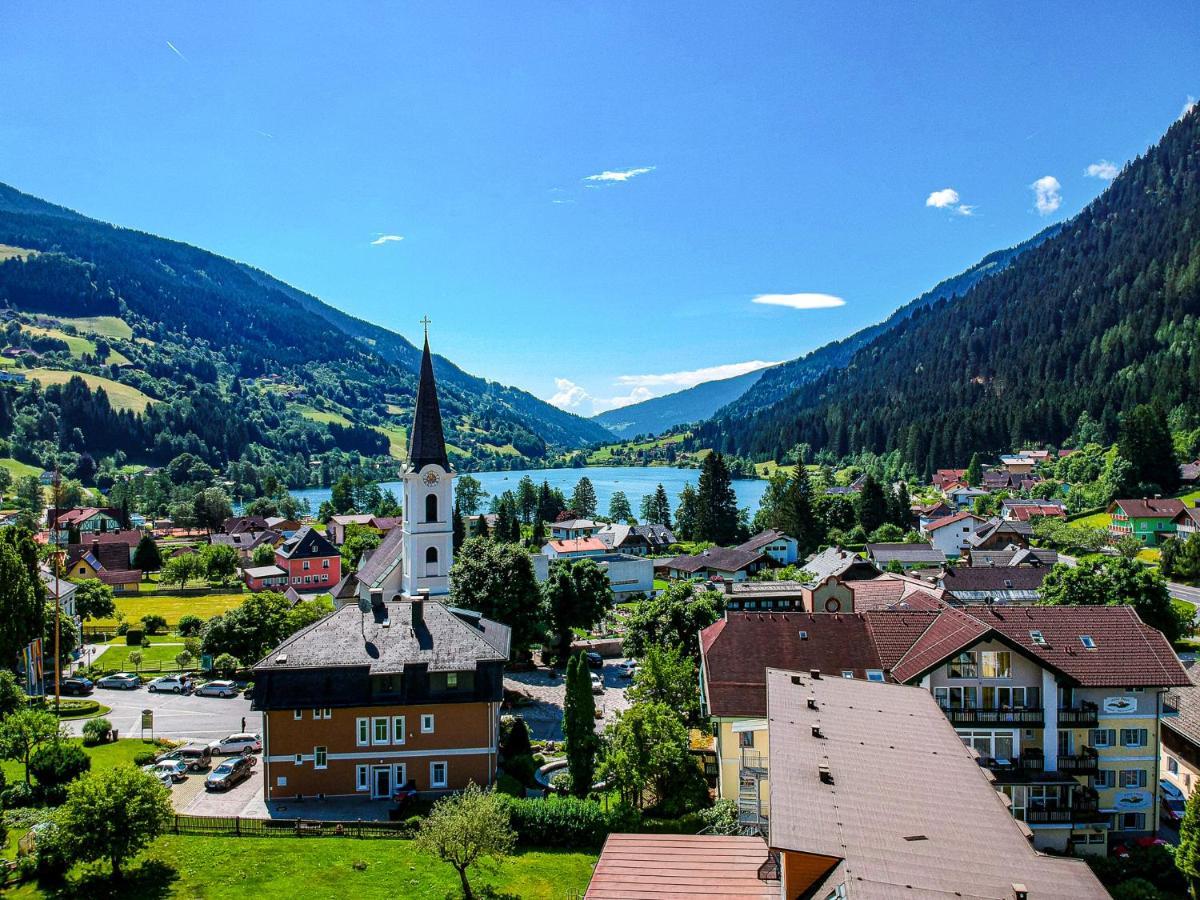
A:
504,660,632,741
178,761,265,816
68,683,261,744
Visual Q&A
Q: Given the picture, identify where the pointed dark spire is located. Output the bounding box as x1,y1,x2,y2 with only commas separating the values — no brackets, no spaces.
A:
407,333,449,471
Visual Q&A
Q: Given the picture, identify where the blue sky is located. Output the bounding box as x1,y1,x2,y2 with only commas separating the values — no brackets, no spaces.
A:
1,4,1197,415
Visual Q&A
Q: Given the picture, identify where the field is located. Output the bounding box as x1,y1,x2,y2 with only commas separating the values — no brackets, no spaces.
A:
21,325,95,358
95,639,191,672
298,406,352,427
6,836,597,899
24,369,156,413
89,593,247,628
56,315,135,341
481,442,521,457
0,738,153,786
0,457,41,480
374,423,408,459
0,244,36,262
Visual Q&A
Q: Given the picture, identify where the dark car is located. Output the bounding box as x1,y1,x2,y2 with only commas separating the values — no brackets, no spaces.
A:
166,742,214,772
205,755,254,791
585,651,603,669
1162,794,1187,827
60,677,94,696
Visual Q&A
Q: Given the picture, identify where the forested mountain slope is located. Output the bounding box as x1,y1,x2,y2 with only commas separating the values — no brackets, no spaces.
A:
695,109,1200,476
592,367,767,438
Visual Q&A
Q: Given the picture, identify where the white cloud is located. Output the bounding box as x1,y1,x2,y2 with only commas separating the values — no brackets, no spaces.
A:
954,204,977,217
166,40,188,62
584,166,655,183
549,378,590,410
597,385,654,413
1085,160,1118,180
1182,96,1197,120
751,293,846,310
615,359,781,390
1031,175,1062,215
925,188,960,208
370,234,404,246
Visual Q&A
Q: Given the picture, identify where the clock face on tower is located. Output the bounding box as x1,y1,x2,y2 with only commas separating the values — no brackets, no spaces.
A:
422,471,440,486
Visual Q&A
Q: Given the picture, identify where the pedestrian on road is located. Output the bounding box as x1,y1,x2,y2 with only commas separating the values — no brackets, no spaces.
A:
241,717,246,732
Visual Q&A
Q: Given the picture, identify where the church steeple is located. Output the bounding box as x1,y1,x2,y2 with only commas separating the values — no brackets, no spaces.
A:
407,327,449,472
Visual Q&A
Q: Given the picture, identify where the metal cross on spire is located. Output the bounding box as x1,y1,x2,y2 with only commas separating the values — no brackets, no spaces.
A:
420,315,431,340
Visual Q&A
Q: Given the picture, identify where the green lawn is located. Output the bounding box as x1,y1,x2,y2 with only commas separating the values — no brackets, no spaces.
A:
96,640,190,672
1069,509,1112,529
24,369,156,413
56,315,134,341
298,406,352,427
21,326,95,358
89,593,246,628
373,423,408,460
0,458,41,480
0,738,156,786
8,836,596,899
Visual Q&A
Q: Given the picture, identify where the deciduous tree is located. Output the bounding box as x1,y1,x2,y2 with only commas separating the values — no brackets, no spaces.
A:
415,783,515,900
450,538,544,657
73,578,115,623
608,491,633,524
544,559,610,663
58,765,173,880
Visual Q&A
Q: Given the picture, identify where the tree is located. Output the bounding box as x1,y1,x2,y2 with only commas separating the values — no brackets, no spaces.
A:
628,645,700,725
600,701,707,815
563,653,598,798
200,543,239,581
73,578,116,623
1039,557,1186,643
29,741,90,804
964,453,983,487
452,505,466,551
415,783,516,900
193,487,233,536
14,476,43,529
1119,403,1181,493
674,483,699,540
888,482,915,531
127,650,143,671
494,492,521,543
516,475,538,525
330,474,356,514
450,538,545,657
544,559,610,663
608,491,633,524
0,669,28,718
213,652,241,674
251,541,276,566
1163,534,1200,583
623,581,722,663
160,553,200,588
455,474,487,516
856,473,889,535
640,484,672,528
773,457,823,556
340,523,382,573
201,591,298,663
0,708,63,783
177,614,204,637
1179,787,1200,896
131,535,162,574
0,529,45,670
695,453,739,544
58,765,173,880
571,477,597,519
537,480,566,525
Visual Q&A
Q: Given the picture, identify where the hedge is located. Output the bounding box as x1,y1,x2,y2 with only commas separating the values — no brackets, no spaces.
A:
499,795,627,848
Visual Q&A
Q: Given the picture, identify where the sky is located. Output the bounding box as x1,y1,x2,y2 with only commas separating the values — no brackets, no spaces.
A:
1,4,1197,416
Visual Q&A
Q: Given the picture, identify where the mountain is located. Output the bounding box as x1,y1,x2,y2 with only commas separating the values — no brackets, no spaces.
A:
591,367,768,439
694,109,1200,477
0,182,610,483
592,225,1058,440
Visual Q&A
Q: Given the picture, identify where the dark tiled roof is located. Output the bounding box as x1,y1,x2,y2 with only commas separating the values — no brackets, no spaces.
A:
630,523,676,546
865,542,946,565
222,515,269,534
663,546,765,574
1110,498,1187,519
355,526,405,589
406,335,449,471
97,569,143,585
801,547,879,585
736,529,793,553
939,566,1048,593
967,546,1057,567
66,541,132,572
1182,461,1200,483
254,600,510,674
275,525,338,561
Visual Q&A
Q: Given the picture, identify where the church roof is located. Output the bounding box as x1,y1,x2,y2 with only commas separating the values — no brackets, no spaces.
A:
407,335,450,471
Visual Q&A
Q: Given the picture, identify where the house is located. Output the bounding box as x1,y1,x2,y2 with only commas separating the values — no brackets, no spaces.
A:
656,545,773,582
716,579,808,612
966,545,1058,567
999,454,1037,475
967,517,1033,551
49,507,121,541
932,468,967,490
1172,502,1200,538
736,529,798,566
1181,460,1200,487
823,473,866,497
584,834,777,899
65,538,136,578
549,519,600,541
96,569,143,593
846,573,947,612
595,524,651,556
629,523,675,553
265,517,302,536
1001,498,1067,521
211,528,283,562
328,514,401,546
251,596,510,802
865,541,946,569
920,510,984,559
1107,497,1186,546
945,485,990,510
531,551,654,597
221,515,270,535
243,564,289,591
764,669,1108,899
39,565,77,620
700,604,1189,851
938,565,1048,604
796,545,880,613
541,537,607,560
265,526,341,593
464,514,498,539
914,500,954,529
1161,662,1200,798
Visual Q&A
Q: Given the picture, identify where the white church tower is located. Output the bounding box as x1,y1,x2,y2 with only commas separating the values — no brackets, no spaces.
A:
399,324,454,597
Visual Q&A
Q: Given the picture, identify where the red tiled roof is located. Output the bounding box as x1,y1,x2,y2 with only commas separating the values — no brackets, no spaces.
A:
1010,504,1067,521
586,834,776,898
546,538,607,554
889,606,990,683
924,511,983,532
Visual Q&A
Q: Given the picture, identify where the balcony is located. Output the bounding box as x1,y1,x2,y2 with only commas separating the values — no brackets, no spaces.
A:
1025,788,1103,824
1057,748,1100,776
1057,703,1099,728
942,706,1045,728
981,752,1046,781
740,750,767,776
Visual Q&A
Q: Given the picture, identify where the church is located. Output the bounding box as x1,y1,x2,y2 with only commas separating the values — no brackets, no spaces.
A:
251,332,511,803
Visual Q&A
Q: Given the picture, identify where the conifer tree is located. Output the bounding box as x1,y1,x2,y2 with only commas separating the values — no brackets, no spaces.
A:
856,473,888,536
563,653,597,798
696,452,738,545
570,477,598,519
964,453,983,487
774,456,821,556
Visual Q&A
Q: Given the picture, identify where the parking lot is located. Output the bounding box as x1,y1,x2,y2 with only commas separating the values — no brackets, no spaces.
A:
503,658,633,740
65,680,262,745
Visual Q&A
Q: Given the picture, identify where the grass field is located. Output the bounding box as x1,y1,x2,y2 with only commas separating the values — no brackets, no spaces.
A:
21,325,95,358
56,315,134,341
374,424,408,460
0,244,36,263
96,640,190,672
1070,510,1112,529
89,593,247,628
0,738,155,786
7,836,596,899
24,369,156,413
0,457,41,480
299,406,352,427
481,442,521,457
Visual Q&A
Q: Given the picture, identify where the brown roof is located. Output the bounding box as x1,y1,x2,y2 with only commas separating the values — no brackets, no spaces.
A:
889,606,990,683
585,834,777,898
736,529,794,553
66,541,132,573
663,546,766,574
1165,662,1200,749
1110,497,1187,519
923,510,983,532
765,669,1109,900
97,569,143,585
847,577,945,612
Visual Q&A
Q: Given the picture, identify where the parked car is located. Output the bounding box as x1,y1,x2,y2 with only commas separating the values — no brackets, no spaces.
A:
208,733,262,755
195,680,239,698
163,742,214,772
142,759,188,784
616,660,639,679
590,672,604,694
585,651,604,669
147,674,193,694
205,755,255,791
1162,793,1187,827
97,672,140,690
60,677,94,696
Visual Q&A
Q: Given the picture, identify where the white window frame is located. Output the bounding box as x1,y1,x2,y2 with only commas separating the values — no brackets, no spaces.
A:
393,716,406,745
1169,756,1180,775
356,717,369,747
841,671,854,679
392,762,407,789
430,760,448,789
294,753,303,766
1119,769,1147,788
866,670,884,683
314,746,327,769
421,713,435,734
1120,728,1147,748
294,709,303,720
372,717,390,746
356,764,369,792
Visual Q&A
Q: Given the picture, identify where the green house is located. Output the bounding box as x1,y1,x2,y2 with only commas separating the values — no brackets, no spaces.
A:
1107,498,1186,546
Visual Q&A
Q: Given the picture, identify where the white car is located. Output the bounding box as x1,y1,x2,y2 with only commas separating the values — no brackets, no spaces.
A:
142,759,188,784
590,672,605,694
148,675,193,694
209,733,262,755
617,661,639,679
195,680,238,698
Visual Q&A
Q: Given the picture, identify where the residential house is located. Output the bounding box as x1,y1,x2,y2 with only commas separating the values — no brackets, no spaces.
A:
549,519,600,541
932,468,967,490
629,523,675,553
1171,502,1200,539
252,596,510,802
39,565,77,620
1181,460,1200,487
865,541,946,570
243,565,290,591
846,573,947,612
49,507,121,542
1161,662,1200,798
464,514,498,539
1002,499,1067,522
764,668,1108,899
938,565,1049,604
595,524,651,556
968,517,1033,551
999,454,1037,475
260,525,342,593
64,539,141,592
221,515,270,535
1108,498,1186,546
717,579,807,613
736,529,799,566
945,485,990,510
211,528,283,562
700,604,1189,851
531,551,653,597
795,545,880,613
584,834,777,899
921,510,985,559
914,500,954,529
966,545,1059,567
656,546,773,582
265,516,302,536
541,537,607,560
328,514,402,546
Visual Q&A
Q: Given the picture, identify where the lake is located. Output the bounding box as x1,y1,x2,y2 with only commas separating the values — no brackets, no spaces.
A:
291,466,769,519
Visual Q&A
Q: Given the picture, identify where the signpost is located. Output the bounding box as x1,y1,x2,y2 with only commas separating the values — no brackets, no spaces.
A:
141,709,154,740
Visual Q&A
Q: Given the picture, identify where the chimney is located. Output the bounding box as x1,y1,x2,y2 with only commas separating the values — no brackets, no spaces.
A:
811,725,823,739
369,588,383,610
412,591,426,629
807,696,818,710
1012,885,1028,900
723,580,734,596
809,668,821,679
818,764,833,785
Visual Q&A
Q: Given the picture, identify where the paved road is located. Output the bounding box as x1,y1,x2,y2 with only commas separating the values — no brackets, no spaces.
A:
68,685,262,744
504,659,632,741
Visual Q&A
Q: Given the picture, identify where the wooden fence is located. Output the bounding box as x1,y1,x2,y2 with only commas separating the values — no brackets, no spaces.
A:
171,814,415,839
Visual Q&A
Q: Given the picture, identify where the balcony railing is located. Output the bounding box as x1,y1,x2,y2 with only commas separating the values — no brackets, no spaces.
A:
982,753,1045,778
942,706,1045,728
1057,749,1099,775
1025,788,1102,824
740,750,767,775
1057,704,1099,728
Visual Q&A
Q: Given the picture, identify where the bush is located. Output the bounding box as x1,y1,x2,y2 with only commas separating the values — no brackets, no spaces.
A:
125,629,144,647
141,614,168,635
29,743,92,805
132,750,159,767
81,717,112,746
503,753,538,788
495,773,525,798
697,799,738,835
54,699,100,718
500,716,532,761
549,771,573,793
115,621,129,637
2,781,36,809
500,795,614,848
213,653,241,674
177,614,204,637
33,821,71,880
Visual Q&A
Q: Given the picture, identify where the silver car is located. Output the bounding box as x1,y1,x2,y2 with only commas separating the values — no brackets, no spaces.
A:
195,680,238,698
97,672,140,690
142,759,188,784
